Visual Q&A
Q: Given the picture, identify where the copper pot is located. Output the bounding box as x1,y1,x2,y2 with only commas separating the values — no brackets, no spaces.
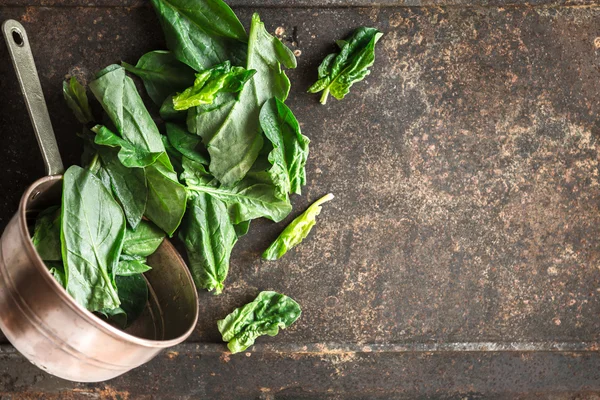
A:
0,20,199,382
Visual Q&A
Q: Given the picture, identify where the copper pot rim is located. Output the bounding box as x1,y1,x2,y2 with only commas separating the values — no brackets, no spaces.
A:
16,174,199,349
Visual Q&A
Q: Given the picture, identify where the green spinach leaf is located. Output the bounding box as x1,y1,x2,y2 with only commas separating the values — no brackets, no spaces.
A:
122,50,196,106
63,76,93,124
185,171,291,224
150,0,247,71
115,274,148,328
32,206,62,261
114,259,152,276
122,219,165,258
308,27,383,104
189,13,296,186
259,98,309,197
166,123,209,164
61,165,124,312
89,65,167,156
145,160,188,236
217,291,301,353
263,193,334,260
172,61,255,110
160,95,187,121
97,146,148,229
46,261,66,287
93,125,163,168
179,192,236,294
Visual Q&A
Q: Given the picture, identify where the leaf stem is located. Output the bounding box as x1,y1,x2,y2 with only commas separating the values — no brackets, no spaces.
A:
87,153,100,173
319,88,330,105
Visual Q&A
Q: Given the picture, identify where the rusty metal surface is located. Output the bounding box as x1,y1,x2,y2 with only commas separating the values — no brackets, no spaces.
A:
1,1,600,397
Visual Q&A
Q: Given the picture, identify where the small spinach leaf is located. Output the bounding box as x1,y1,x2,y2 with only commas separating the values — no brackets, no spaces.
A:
263,193,334,260
160,95,187,121
46,261,66,288
166,123,209,165
172,61,255,111
115,274,148,328
217,291,301,353
122,50,196,106
259,98,309,197
308,27,383,104
122,219,165,258
61,165,124,312
179,192,236,294
114,259,152,276
32,206,62,261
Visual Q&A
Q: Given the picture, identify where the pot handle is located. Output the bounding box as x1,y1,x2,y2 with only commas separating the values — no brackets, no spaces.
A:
2,20,64,176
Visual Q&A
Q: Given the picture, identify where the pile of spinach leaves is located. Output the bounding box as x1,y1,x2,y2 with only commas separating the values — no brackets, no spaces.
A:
33,0,375,347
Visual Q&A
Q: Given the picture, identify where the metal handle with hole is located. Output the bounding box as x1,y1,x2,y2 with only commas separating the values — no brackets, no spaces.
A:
2,20,64,176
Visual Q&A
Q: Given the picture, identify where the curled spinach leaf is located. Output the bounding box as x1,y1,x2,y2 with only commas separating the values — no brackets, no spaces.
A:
263,193,334,260
122,50,196,106
172,61,255,111
217,291,301,353
61,165,124,312
308,27,383,104
259,98,309,197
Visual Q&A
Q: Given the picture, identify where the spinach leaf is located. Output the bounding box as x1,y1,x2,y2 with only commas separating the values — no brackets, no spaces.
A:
190,13,297,186
263,193,334,260
160,95,187,121
32,206,62,261
234,220,250,238
166,123,209,164
63,76,93,124
150,0,247,71
122,50,196,106
217,291,301,353
107,274,148,328
93,125,163,168
145,160,188,236
185,171,292,224
98,307,127,329
97,147,148,229
181,156,215,187
162,135,184,174
61,165,124,312
89,65,167,156
114,259,152,276
179,192,236,294
308,27,383,104
122,219,165,258
172,61,255,111
259,98,309,197
46,261,66,287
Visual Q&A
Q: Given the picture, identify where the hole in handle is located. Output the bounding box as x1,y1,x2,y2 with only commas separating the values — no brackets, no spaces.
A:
11,29,24,47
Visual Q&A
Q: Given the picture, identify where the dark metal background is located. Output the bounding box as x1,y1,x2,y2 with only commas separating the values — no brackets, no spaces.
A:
1,1,600,398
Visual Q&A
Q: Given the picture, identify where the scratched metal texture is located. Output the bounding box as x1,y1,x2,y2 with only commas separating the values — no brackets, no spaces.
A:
1,1,600,398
